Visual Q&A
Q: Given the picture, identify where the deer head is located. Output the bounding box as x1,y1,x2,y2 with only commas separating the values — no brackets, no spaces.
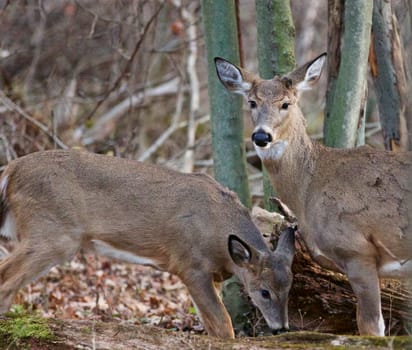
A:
214,54,326,160
229,226,295,332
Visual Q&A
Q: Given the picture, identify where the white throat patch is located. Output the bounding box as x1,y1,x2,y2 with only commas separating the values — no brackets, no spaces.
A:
254,140,288,161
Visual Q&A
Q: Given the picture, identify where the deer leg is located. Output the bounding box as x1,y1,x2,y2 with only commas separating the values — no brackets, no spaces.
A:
0,237,78,314
346,258,385,336
182,272,234,339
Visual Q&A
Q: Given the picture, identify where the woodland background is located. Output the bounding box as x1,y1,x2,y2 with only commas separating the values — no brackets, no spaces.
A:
0,0,411,347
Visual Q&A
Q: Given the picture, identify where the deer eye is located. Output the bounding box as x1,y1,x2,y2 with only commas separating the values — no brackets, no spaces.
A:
281,102,290,110
248,100,257,109
261,289,270,299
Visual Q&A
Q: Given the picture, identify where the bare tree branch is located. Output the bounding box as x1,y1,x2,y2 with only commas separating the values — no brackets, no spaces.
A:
138,80,184,162
84,2,165,122
0,91,67,149
81,77,181,145
181,2,200,173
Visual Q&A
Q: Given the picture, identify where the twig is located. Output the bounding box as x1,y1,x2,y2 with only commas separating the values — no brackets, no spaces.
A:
53,78,77,130
270,197,297,224
139,114,210,163
23,0,47,97
138,80,184,162
84,2,165,121
194,159,213,167
365,125,382,138
88,14,98,38
157,117,210,166
299,121,383,141
81,77,181,145
0,91,68,149
0,133,17,162
181,2,200,173
75,0,140,28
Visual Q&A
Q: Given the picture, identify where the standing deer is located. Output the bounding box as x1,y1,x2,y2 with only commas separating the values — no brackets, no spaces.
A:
215,54,412,336
0,150,295,338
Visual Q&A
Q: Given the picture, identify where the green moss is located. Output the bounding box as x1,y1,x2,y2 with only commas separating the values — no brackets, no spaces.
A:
272,332,412,350
0,305,54,347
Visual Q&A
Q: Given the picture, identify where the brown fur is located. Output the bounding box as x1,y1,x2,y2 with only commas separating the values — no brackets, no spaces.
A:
0,150,295,338
215,54,411,336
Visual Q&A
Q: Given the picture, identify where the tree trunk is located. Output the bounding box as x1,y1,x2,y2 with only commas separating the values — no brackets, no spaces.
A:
370,0,410,151
255,0,296,212
394,0,412,151
201,0,252,335
255,0,295,76
201,0,251,208
324,0,372,148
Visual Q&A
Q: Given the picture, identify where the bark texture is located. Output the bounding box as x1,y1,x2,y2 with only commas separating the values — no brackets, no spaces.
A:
201,0,251,208
370,0,409,151
201,0,252,334
255,0,296,212
324,0,372,148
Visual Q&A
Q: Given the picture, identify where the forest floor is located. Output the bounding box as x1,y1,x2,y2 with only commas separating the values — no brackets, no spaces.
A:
1,316,411,350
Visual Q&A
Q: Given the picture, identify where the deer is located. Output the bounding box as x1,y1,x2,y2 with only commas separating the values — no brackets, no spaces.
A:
215,53,412,336
0,149,295,339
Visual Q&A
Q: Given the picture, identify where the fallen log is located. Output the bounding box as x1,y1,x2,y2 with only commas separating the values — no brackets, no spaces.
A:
251,206,411,336
0,316,411,349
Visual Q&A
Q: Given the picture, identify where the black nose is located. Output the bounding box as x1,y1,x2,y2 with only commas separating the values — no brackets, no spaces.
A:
272,327,289,335
251,131,272,147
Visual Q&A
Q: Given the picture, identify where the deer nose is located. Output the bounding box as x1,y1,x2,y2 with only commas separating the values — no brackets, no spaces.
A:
252,130,272,147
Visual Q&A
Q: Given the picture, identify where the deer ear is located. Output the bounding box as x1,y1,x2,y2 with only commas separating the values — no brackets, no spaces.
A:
228,235,251,266
284,53,326,91
214,57,253,96
228,234,263,268
273,226,296,267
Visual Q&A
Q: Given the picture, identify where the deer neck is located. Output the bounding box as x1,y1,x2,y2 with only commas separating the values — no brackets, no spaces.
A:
261,111,316,217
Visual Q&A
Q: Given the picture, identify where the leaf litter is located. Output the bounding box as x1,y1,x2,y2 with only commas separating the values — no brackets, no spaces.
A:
13,252,204,335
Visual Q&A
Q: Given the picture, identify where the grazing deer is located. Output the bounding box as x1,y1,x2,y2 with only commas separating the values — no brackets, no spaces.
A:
215,54,412,336
0,150,295,338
